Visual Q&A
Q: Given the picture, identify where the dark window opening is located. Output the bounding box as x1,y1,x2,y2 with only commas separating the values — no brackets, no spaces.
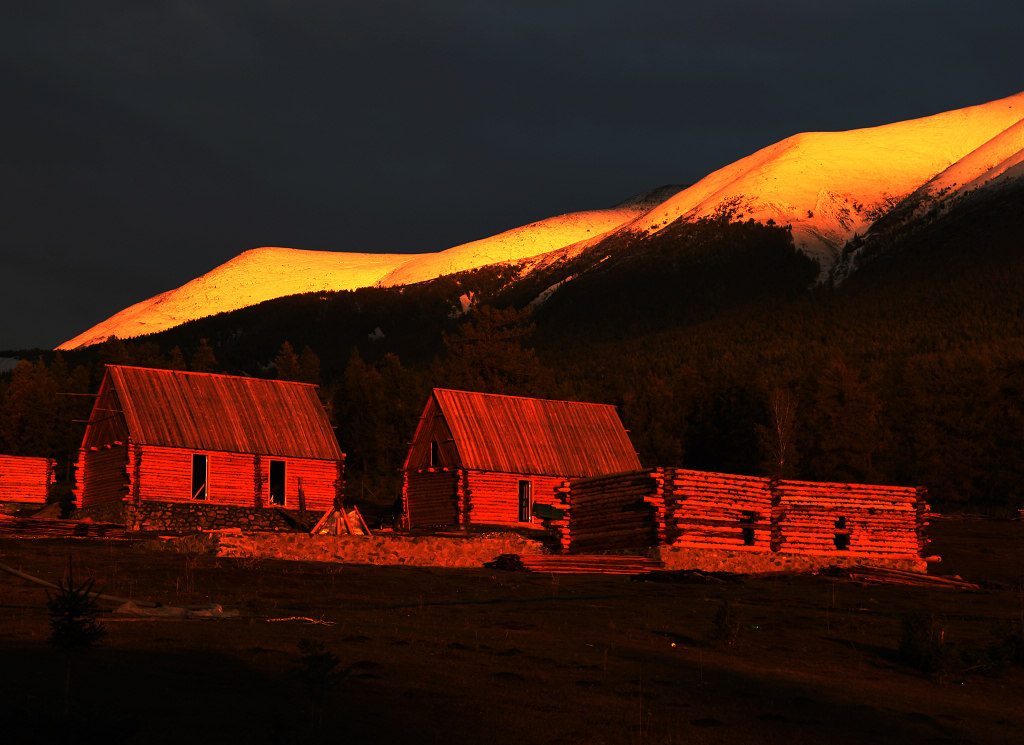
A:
740,510,757,546
833,516,850,550
518,480,533,522
269,460,286,506
430,441,440,468
191,454,208,501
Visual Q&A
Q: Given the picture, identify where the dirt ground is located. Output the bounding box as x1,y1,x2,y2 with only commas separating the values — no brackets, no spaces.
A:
1,517,1022,745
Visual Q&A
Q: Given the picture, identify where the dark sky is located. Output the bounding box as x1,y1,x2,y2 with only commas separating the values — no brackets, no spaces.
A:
2,1,1021,350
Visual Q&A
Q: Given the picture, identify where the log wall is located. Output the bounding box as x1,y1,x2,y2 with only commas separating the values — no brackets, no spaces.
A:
667,469,773,551
771,479,928,559
560,468,929,560
131,445,340,511
404,469,460,528
283,459,339,513
74,445,129,508
76,441,341,524
463,471,565,527
565,470,666,554
0,454,56,505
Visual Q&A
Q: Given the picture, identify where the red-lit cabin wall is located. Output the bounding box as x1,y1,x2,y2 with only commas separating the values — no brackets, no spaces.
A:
772,479,927,558
131,445,340,511
0,455,56,504
281,458,339,512
666,469,772,550
403,469,460,528
134,446,248,505
74,445,129,508
565,470,666,554
465,471,568,526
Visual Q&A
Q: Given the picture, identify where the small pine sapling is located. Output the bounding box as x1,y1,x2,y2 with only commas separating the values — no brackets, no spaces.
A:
47,558,107,713
295,638,349,733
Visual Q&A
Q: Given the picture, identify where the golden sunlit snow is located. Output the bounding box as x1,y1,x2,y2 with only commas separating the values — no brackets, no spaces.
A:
629,91,1024,270
58,206,649,349
58,91,1024,349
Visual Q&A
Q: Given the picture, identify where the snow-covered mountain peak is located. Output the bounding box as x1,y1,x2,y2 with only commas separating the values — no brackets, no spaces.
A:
628,90,1024,271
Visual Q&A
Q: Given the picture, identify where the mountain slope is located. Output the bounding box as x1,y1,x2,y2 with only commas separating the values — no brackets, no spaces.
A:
57,194,669,349
621,91,1024,271
58,248,414,349
57,92,1024,349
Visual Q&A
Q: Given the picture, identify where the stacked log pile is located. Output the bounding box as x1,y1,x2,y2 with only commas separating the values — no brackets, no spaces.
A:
0,455,55,504
486,553,663,574
666,469,772,550
565,470,665,554
772,479,927,558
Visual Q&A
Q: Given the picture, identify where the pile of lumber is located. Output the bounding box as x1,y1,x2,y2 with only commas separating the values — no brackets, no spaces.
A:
821,564,978,590
563,470,666,553
667,469,772,549
0,513,128,539
486,553,663,574
773,480,927,558
311,505,371,536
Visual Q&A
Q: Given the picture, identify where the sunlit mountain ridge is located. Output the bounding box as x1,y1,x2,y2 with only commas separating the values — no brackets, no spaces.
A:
58,91,1024,350
57,200,660,349
624,90,1024,271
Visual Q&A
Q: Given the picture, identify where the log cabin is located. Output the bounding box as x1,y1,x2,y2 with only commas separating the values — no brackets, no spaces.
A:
0,454,56,510
402,388,641,530
73,365,344,532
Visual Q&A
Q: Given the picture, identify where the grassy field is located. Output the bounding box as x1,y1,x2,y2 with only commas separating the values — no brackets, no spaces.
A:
1,517,1022,745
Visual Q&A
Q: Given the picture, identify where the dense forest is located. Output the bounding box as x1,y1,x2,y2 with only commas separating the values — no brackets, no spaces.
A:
2,181,1022,515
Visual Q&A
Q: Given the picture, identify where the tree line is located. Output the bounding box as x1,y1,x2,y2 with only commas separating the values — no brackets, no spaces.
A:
3,189,1022,515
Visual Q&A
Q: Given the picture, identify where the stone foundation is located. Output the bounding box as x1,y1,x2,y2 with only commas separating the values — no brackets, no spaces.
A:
75,500,320,534
1,501,45,516
207,530,547,568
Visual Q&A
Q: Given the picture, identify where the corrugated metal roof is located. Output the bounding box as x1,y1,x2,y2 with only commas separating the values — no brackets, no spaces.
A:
429,388,640,477
101,365,342,460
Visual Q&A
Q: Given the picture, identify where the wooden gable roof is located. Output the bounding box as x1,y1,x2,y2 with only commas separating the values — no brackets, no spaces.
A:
405,388,641,478
85,365,342,461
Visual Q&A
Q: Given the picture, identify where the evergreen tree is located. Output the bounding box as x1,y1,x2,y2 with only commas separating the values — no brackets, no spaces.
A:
436,305,552,396
806,355,885,483
190,338,219,373
0,361,58,457
166,346,187,370
274,341,302,381
298,346,322,386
